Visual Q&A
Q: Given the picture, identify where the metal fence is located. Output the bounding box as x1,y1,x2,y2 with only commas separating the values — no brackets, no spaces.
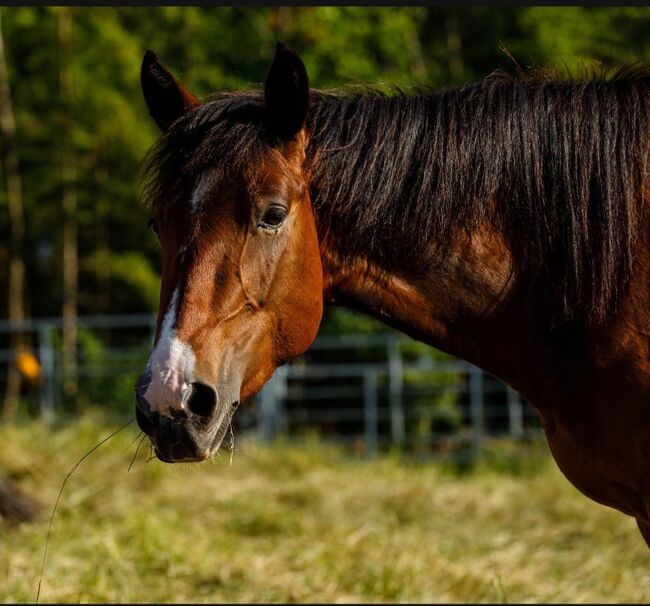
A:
0,312,542,457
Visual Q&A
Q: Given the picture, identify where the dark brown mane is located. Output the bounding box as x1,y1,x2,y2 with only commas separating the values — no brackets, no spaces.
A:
143,64,650,324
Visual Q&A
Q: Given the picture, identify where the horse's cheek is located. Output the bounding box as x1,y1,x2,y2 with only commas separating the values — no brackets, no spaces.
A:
271,235,323,362
286,219,324,355
284,294,323,359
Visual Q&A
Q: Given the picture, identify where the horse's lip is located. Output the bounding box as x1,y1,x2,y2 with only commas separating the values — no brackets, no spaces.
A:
154,447,209,463
152,400,240,463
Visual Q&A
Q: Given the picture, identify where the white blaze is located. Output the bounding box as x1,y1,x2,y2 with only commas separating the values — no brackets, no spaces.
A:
143,175,212,418
143,288,196,417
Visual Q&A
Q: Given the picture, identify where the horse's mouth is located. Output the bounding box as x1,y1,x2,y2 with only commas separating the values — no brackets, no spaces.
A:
153,446,209,464
140,401,240,464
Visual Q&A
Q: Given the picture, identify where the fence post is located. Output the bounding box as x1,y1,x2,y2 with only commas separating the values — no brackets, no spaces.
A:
363,369,379,457
507,386,524,439
388,337,405,446
37,324,55,424
258,373,277,444
274,365,288,435
468,364,484,457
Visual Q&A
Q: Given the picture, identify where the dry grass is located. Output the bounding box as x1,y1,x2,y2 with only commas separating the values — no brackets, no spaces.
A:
1,416,649,603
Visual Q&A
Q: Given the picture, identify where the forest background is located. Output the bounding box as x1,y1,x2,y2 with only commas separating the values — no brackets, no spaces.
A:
1,6,649,415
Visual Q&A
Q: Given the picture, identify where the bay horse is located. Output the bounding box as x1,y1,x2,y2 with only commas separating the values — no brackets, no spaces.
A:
135,43,650,546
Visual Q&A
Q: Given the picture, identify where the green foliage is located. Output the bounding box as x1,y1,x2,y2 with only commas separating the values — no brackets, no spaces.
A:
4,7,650,321
99,251,161,311
73,326,150,415
517,7,650,70
3,7,650,416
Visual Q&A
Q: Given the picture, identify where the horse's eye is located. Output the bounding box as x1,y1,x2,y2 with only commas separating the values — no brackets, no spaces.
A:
258,206,287,230
148,217,160,238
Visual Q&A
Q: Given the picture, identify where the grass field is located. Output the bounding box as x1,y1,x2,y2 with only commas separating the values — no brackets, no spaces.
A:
2,416,649,603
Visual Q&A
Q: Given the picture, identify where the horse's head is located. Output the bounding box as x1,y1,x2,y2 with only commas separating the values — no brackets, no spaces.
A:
135,44,323,462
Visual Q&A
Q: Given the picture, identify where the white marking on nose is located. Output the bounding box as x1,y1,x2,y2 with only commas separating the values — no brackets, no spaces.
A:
190,173,212,213
144,288,196,417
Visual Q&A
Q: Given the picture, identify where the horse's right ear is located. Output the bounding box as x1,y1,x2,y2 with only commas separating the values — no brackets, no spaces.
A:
141,50,201,131
264,42,309,141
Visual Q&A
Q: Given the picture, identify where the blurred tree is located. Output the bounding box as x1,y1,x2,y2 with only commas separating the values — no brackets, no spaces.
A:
1,7,650,415
57,7,78,400
517,7,650,70
0,9,26,418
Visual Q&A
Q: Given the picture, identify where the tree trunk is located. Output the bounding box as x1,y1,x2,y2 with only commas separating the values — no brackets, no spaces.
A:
0,15,41,523
406,19,428,82
95,164,111,314
445,10,464,81
58,8,78,402
0,9,27,420
271,7,292,39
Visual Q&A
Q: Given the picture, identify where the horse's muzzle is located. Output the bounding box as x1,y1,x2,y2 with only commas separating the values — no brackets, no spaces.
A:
135,369,234,463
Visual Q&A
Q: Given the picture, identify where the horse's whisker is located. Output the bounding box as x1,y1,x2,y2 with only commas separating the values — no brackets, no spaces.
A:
121,429,144,454
228,421,235,466
36,419,135,604
128,433,147,472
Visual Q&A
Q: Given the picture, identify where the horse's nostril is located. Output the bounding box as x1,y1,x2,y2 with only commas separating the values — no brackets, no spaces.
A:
186,382,217,418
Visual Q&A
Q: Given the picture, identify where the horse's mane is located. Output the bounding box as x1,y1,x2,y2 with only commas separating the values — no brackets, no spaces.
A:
144,64,650,324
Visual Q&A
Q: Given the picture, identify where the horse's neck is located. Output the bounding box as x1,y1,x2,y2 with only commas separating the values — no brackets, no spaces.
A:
319,223,555,403
320,208,650,407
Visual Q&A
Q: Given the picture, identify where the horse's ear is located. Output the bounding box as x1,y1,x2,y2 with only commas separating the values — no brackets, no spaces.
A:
141,50,200,131
264,42,309,141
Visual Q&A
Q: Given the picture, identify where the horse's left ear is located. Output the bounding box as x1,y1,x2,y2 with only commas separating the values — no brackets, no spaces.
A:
141,50,201,131
264,42,309,141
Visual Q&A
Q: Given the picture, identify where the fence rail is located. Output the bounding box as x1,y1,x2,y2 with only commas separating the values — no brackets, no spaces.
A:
0,313,543,457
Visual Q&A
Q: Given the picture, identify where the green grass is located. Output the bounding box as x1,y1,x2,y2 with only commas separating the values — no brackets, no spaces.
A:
2,416,649,603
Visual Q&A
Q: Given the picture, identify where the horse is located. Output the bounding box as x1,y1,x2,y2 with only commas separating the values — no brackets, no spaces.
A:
135,42,650,547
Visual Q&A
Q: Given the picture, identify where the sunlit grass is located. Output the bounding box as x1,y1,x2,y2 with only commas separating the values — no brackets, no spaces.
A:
1,416,649,603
